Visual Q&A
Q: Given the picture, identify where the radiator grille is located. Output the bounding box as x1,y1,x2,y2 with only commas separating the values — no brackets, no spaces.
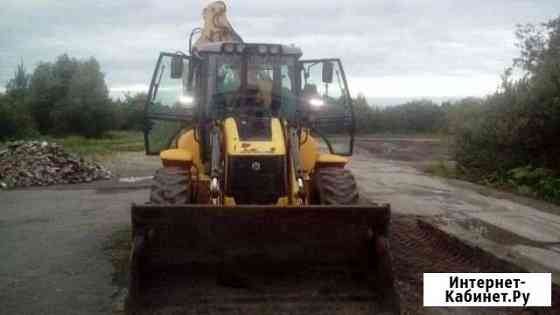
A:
227,156,287,205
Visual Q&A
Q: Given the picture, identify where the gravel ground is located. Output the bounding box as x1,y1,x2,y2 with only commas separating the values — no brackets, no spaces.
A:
1,138,559,314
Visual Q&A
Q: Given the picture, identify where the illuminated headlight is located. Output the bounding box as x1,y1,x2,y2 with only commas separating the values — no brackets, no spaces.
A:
179,95,194,106
269,45,280,54
258,45,268,54
309,98,325,108
236,44,245,53
223,43,235,53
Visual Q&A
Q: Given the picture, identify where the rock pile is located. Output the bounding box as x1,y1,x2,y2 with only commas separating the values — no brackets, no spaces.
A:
0,141,112,189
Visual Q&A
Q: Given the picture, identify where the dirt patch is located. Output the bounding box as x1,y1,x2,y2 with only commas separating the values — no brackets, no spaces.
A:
356,137,452,164
391,216,560,314
100,152,160,178
104,227,132,314
105,227,131,288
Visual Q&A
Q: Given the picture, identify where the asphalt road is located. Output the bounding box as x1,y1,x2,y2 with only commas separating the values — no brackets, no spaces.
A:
0,187,147,315
352,140,560,285
1,138,559,314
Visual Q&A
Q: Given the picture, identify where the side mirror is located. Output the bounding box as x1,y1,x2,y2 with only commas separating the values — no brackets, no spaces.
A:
322,62,334,84
171,55,184,79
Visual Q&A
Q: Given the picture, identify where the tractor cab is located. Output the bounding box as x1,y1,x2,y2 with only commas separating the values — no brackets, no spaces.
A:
143,42,355,163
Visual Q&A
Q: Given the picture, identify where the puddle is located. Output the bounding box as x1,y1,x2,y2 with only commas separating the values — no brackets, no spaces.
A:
453,217,553,248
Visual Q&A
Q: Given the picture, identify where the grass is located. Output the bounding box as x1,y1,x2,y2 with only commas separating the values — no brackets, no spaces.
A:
424,160,461,178
44,130,144,158
424,160,560,205
1,130,144,161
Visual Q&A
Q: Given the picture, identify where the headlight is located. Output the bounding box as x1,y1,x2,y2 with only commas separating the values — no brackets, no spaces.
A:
309,98,325,108
269,45,280,54
258,45,268,54
179,95,194,106
236,44,245,53
223,43,235,53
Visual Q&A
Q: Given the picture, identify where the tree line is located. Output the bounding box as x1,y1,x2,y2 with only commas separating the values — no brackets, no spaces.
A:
353,97,448,134
0,54,145,140
453,16,560,201
351,15,560,202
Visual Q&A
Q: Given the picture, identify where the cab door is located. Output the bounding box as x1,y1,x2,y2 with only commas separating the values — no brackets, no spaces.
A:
144,53,197,155
298,59,354,156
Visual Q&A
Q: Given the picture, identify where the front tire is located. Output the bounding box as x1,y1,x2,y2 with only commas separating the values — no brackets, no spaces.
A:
150,167,192,205
312,167,359,205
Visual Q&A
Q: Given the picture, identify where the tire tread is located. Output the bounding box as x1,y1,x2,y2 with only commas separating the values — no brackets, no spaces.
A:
313,167,359,205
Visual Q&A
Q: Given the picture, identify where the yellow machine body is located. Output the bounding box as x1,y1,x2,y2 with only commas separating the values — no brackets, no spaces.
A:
159,117,349,206
160,118,349,206
223,118,286,156
130,3,399,313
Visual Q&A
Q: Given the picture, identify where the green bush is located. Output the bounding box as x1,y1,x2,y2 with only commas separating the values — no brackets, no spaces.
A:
26,55,115,138
454,15,560,180
500,166,560,202
353,95,446,134
0,95,38,141
1,56,156,141
113,93,147,131
0,100,38,141
48,58,114,138
0,63,38,140
539,177,560,202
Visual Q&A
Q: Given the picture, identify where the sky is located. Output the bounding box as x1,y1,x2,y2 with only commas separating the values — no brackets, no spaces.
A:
1,0,559,103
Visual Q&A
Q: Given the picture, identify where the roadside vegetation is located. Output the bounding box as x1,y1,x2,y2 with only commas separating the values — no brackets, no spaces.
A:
0,54,146,158
43,131,144,157
355,16,560,204
353,97,447,135
451,17,560,203
0,54,146,141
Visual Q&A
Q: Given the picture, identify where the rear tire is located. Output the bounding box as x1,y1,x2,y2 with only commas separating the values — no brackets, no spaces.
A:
312,167,359,205
150,167,192,205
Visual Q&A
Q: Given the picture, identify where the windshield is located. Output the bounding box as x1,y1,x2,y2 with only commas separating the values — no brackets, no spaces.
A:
211,55,297,119
300,59,353,155
145,53,194,155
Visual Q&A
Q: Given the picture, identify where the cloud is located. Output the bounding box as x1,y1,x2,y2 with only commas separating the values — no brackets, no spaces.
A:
1,0,559,98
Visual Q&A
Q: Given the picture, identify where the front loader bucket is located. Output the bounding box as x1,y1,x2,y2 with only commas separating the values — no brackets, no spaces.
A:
127,204,400,314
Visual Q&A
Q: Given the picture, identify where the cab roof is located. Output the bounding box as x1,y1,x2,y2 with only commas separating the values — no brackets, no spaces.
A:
194,42,303,56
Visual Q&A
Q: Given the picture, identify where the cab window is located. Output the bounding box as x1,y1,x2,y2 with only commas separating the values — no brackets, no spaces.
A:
300,59,353,155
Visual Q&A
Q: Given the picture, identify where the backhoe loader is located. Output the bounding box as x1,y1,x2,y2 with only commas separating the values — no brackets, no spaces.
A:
128,2,399,314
